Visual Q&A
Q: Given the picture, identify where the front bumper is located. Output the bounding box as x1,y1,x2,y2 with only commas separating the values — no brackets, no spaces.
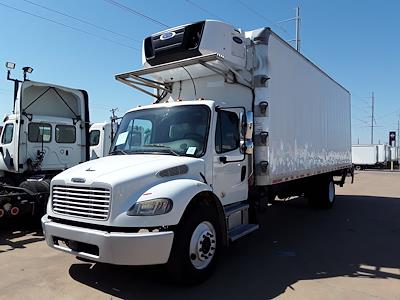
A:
41,215,174,265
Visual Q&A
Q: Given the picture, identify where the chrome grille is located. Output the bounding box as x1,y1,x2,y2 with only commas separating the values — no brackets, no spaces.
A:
52,185,111,220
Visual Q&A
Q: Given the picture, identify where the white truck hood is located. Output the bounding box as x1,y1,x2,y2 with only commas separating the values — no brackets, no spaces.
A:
52,154,204,186
49,154,206,226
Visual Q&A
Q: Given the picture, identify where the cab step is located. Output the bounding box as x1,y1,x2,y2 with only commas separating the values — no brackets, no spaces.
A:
224,202,249,217
229,224,259,242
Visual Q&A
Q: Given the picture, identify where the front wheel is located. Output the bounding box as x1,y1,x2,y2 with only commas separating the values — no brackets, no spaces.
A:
166,201,221,284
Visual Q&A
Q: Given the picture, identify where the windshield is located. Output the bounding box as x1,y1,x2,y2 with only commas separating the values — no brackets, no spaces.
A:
110,105,210,157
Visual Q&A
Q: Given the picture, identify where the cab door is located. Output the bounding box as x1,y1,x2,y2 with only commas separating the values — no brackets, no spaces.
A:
212,108,248,206
0,120,19,172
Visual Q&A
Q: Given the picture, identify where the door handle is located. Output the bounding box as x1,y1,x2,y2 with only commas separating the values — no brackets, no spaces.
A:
241,166,246,182
219,156,227,164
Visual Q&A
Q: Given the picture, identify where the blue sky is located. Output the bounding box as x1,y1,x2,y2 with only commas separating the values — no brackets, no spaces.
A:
1,0,399,144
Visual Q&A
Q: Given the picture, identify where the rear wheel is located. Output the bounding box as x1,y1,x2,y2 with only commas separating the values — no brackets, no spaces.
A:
19,180,50,216
307,176,335,209
166,201,221,284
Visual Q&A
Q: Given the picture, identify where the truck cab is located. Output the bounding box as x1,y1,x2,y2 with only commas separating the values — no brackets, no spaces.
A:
89,121,118,159
0,80,89,177
0,69,90,220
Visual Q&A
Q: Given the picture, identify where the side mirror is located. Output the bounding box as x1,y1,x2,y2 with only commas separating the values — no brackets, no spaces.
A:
244,111,254,140
242,140,254,154
240,111,254,155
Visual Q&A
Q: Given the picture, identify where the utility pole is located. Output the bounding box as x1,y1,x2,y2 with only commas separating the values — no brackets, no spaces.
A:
397,114,399,165
371,92,374,144
295,6,301,52
277,6,301,52
397,114,399,148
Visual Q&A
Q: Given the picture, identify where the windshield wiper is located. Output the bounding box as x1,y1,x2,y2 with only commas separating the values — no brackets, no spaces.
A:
143,144,180,156
109,149,128,155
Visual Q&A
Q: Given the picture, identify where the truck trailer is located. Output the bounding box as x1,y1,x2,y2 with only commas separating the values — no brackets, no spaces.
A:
42,20,352,283
352,144,378,170
0,64,90,220
377,144,387,166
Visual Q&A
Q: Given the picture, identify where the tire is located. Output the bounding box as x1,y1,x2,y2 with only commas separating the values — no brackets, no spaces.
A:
19,180,50,217
354,165,361,171
19,180,50,194
307,176,335,209
166,201,221,284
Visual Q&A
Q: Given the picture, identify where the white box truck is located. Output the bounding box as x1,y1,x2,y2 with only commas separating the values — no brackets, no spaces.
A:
352,145,378,170
0,64,90,220
42,20,352,283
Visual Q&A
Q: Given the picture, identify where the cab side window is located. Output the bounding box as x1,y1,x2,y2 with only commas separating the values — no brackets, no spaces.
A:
215,111,240,153
1,124,14,144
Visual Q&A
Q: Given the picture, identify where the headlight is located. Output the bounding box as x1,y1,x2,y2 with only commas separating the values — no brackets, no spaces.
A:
127,198,173,216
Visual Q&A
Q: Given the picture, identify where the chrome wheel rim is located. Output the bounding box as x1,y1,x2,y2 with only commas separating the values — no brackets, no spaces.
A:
189,221,216,270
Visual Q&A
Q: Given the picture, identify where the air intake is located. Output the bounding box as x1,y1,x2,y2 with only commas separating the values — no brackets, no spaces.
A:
158,165,189,177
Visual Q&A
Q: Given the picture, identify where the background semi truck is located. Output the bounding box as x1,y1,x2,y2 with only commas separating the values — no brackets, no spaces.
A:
89,113,120,159
0,63,90,220
42,20,352,283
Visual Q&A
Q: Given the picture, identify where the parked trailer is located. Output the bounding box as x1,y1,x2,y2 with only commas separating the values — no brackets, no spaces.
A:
0,66,89,221
352,145,378,170
376,144,387,166
42,20,352,283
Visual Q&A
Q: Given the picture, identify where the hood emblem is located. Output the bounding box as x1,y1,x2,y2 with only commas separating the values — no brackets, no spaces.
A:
86,167,96,172
71,177,86,183
160,31,176,40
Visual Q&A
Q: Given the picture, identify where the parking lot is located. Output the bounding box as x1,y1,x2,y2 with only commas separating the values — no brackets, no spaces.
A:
1,171,399,300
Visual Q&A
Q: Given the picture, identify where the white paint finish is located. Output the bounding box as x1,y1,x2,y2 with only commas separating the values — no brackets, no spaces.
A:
252,32,351,185
89,122,116,159
143,20,247,70
42,215,174,265
376,144,386,163
47,155,211,227
390,146,398,161
385,144,391,161
211,107,248,206
0,80,88,174
352,145,378,165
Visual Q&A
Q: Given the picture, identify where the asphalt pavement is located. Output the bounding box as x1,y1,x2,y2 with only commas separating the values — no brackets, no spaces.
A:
1,170,399,299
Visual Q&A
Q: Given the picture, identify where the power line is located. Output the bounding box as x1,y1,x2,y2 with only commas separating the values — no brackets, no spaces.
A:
0,2,139,51
236,0,290,37
185,0,228,23
104,0,169,28
22,0,140,43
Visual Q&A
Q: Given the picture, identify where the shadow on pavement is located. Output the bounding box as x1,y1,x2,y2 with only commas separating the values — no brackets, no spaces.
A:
69,195,400,299
0,218,43,253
